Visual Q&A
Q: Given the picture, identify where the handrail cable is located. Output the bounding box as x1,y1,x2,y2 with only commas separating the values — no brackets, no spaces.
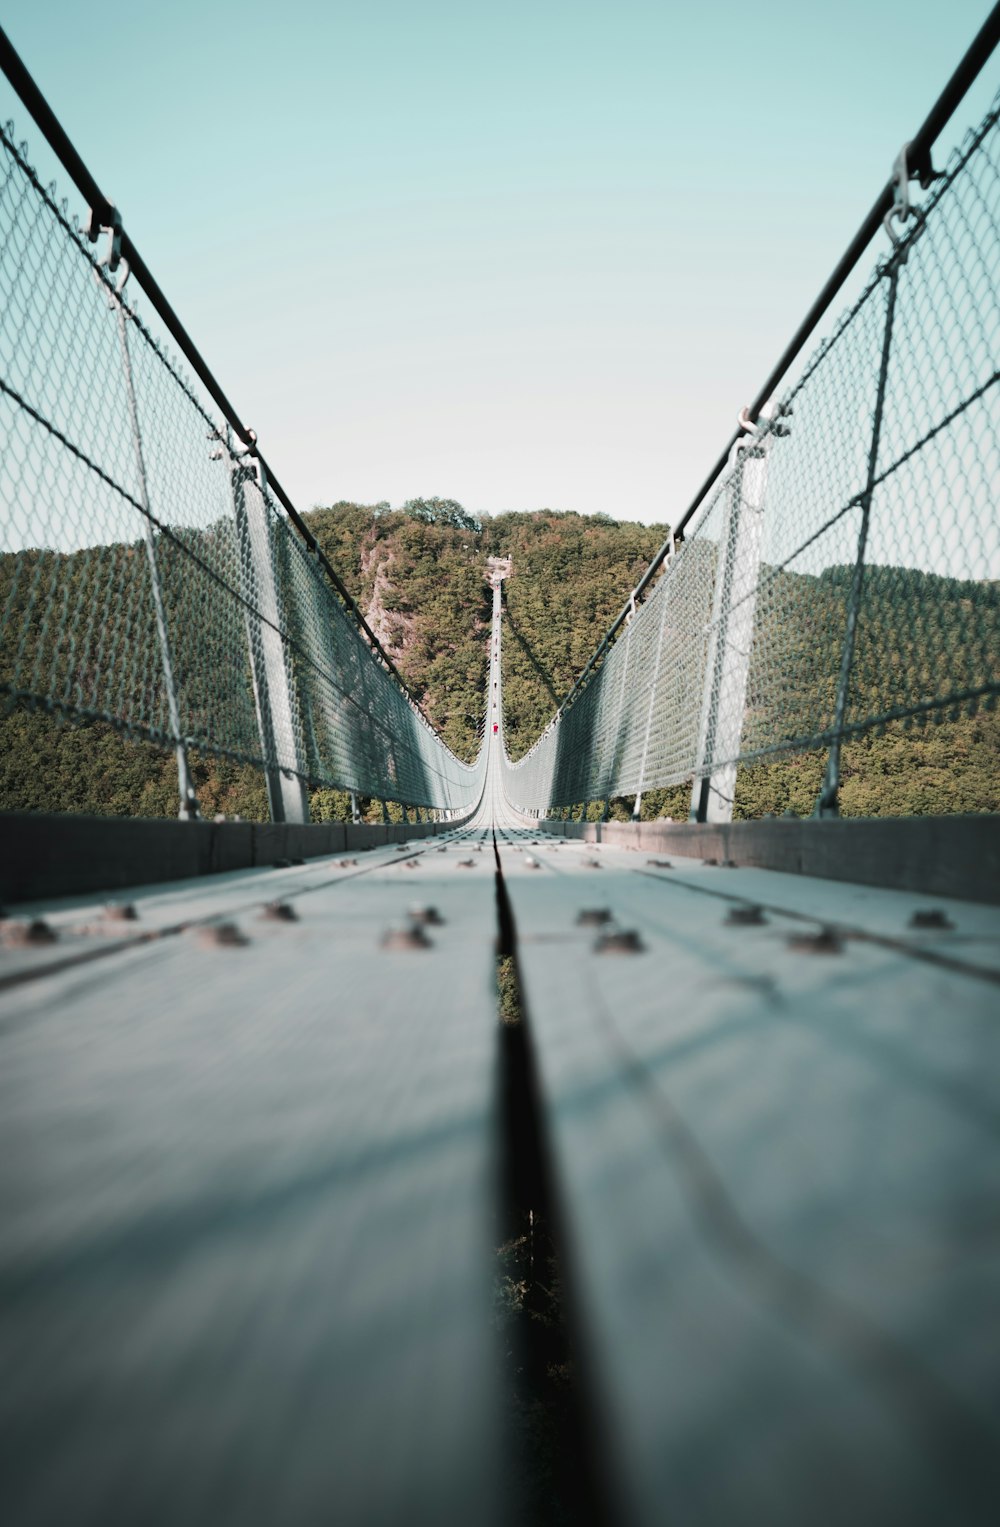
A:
553,1,1000,719
0,23,429,715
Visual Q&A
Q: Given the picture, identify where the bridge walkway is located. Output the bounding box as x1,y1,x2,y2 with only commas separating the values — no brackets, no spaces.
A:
2,580,999,1525
2,793,998,1524
495,828,1000,1525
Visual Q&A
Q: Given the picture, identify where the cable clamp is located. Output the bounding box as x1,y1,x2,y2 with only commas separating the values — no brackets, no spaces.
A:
884,141,940,246
85,201,123,272
228,427,260,463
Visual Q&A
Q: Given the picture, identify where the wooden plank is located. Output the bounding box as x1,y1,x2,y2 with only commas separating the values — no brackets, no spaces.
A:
0,838,474,989
0,849,502,1527
502,839,1000,1526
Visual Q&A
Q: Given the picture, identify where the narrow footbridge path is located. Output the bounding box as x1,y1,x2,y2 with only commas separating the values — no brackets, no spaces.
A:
2,17,1000,1525
2,581,998,1527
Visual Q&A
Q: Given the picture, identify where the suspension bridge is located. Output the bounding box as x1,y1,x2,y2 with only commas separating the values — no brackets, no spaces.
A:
2,14,1000,1527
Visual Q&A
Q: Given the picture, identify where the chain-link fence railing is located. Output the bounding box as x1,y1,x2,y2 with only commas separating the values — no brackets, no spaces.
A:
502,92,1000,820
0,119,486,820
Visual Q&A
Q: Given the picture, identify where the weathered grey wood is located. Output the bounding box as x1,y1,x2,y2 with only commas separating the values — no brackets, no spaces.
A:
539,815,1000,905
0,850,501,1527
502,839,1000,1526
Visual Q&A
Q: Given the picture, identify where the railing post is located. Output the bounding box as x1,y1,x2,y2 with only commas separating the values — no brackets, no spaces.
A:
633,545,674,820
602,598,635,819
690,407,775,823
230,445,310,824
816,265,899,817
113,297,200,820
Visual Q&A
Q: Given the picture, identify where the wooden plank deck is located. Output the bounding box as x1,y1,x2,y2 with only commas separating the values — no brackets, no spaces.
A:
498,832,1000,1525
3,815,998,1525
0,834,502,1527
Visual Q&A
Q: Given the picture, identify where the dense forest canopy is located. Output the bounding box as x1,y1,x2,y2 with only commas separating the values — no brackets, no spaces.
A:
0,500,996,821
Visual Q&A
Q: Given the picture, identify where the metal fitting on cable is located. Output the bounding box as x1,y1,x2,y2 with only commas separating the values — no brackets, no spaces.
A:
884,143,913,244
883,140,940,246
85,200,122,272
727,407,757,470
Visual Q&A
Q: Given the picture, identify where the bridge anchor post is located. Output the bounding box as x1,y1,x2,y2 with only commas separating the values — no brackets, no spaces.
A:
229,446,310,824
691,406,775,823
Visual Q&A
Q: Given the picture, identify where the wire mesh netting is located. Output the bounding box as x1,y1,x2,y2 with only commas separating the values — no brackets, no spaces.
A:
502,93,1000,818
0,120,486,816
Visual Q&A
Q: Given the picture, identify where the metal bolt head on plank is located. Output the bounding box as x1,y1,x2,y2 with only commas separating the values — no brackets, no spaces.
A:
594,928,644,955
787,926,843,955
103,902,138,922
259,901,298,922
1,918,58,946
408,905,444,925
910,909,954,930
381,923,433,950
192,922,249,948
726,904,767,927
577,908,613,927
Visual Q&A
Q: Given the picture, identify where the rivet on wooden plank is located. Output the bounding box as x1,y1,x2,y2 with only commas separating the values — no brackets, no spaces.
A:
193,922,249,948
381,923,433,950
103,902,138,922
259,901,298,922
726,904,767,927
909,909,954,930
787,926,843,955
408,904,444,925
1,918,58,946
594,928,644,954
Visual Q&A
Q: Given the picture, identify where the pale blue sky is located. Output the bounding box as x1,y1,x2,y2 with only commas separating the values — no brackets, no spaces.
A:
2,0,997,524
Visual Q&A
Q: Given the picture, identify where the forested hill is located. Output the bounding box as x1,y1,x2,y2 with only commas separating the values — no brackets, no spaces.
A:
0,501,668,821
1,497,995,820
307,500,998,820
306,500,668,763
